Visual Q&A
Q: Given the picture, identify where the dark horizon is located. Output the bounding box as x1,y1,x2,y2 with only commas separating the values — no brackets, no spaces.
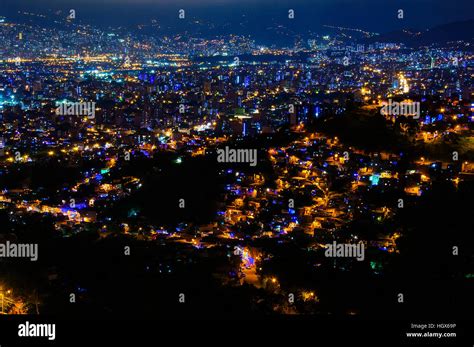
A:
2,0,474,33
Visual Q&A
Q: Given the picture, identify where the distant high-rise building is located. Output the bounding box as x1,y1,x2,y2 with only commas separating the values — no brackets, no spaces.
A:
0,136,4,156
392,78,399,89
203,81,211,94
32,80,42,92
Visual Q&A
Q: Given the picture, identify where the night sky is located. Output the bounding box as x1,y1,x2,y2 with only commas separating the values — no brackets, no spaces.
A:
1,0,473,32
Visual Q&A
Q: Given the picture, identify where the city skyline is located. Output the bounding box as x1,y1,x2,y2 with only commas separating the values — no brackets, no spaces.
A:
0,0,472,344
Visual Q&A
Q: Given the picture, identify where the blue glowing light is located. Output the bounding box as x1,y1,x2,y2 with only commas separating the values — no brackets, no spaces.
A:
369,174,380,186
